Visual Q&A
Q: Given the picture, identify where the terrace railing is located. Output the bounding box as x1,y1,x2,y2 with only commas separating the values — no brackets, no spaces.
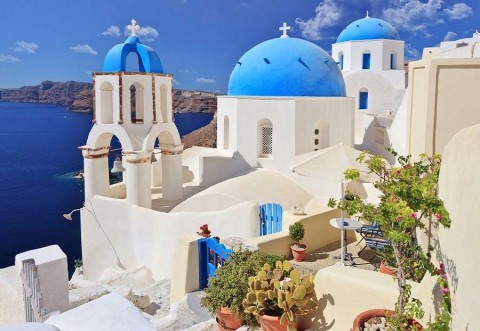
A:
198,238,232,289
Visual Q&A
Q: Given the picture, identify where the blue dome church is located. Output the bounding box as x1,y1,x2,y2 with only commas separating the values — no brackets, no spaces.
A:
331,13,407,163
215,23,355,174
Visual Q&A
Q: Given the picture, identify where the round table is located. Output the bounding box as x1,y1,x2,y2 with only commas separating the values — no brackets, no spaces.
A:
329,218,363,265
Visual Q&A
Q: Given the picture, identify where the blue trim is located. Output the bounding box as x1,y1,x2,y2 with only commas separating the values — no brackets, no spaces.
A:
198,238,232,289
359,91,369,109
259,203,283,236
362,53,371,70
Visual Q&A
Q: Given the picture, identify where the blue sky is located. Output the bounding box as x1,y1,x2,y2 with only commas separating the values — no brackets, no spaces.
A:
0,0,478,92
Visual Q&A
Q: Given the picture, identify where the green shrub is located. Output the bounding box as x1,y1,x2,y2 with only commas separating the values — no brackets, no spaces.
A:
289,222,305,243
201,249,284,328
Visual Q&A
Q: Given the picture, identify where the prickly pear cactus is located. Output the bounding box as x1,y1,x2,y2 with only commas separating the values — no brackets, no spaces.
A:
242,260,317,330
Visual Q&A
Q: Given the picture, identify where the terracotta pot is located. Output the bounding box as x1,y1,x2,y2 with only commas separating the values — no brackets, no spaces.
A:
259,314,298,331
290,244,307,262
379,260,396,277
216,307,242,331
352,309,423,331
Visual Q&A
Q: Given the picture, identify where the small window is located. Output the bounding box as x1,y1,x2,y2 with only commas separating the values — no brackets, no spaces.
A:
314,129,319,135
339,54,344,70
314,139,319,145
261,125,273,157
359,91,369,110
390,53,395,69
362,53,371,69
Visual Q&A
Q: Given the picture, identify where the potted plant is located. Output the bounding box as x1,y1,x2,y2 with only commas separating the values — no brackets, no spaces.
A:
329,150,451,330
289,222,307,262
243,260,317,331
201,249,284,330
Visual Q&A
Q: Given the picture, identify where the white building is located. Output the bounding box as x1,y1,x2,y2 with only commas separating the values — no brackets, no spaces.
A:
331,14,407,161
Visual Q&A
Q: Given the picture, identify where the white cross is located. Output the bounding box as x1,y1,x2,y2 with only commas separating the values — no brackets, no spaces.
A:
366,11,369,18
279,22,291,38
128,19,141,36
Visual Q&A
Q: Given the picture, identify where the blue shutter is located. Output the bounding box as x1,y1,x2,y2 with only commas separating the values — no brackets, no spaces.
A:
340,54,344,70
362,53,371,69
359,92,369,109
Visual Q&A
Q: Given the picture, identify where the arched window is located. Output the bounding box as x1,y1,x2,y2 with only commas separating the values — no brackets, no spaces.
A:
359,87,369,110
258,118,273,158
362,51,371,69
130,83,144,123
99,82,113,124
160,84,168,123
390,53,396,69
338,52,344,70
223,116,230,150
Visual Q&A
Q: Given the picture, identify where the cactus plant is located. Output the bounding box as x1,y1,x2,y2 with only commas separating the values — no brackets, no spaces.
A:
243,260,317,330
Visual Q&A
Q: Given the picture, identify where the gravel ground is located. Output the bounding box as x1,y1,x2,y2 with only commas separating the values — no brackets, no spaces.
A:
290,239,382,277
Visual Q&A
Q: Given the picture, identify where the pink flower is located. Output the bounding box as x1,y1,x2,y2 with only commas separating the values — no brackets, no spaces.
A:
441,288,449,295
396,170,401,175
436,214,442,220
440,263,445,270
435,269,441,275
396,217,403,222
443,274,448,280
410,213,417,218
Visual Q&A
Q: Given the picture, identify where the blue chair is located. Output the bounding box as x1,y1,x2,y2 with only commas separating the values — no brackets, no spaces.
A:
356,221,383,245
259,203,283,236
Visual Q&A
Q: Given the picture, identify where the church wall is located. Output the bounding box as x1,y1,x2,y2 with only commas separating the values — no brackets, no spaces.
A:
217,97,239,152
81,197,259,281
294,98,354,155
233,97,296,173
408,57,480,156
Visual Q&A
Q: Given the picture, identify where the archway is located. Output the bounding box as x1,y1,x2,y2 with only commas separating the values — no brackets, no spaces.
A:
99,82,114,124
129,82,144,123
359,87,369,110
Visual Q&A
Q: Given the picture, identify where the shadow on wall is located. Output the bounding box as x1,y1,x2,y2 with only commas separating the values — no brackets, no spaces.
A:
200,151,252,187
311,293,336,330
356,119,396,165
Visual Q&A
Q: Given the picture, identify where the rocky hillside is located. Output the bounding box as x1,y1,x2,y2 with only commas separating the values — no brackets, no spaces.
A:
0,81,93,111
182,113,217,149
0,81,219,114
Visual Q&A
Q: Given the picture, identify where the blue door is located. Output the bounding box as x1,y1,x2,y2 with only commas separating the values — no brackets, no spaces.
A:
362,53,371,69
359,92,369,110
198,238,232,289
259,203,283,236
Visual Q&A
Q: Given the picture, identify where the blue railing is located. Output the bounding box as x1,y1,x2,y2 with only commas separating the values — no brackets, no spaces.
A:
198,238,232,289
259,203,283,236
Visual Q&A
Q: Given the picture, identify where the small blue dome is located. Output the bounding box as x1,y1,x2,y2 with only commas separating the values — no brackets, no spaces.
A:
337,17,400,43
103,35,164,73
228,37,346,97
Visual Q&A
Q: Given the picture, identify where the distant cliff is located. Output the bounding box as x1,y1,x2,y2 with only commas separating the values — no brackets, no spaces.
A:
0,80,219,114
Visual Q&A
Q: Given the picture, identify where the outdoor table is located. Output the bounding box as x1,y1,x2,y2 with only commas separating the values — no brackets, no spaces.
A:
329,218,363,266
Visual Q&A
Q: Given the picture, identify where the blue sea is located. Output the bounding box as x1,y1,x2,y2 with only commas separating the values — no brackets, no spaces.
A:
0,102,213,274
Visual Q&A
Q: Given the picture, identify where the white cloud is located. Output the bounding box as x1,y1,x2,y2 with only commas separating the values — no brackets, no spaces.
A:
196,77,216,84
124,25,159,42
70,44,98,55
12,41,38,54
174,79,181,86
100,25,121,37
405,43,421,59
0,54,20,63
444,3,473,20
443,31,459,41
295,0,341,40
383,0,444,37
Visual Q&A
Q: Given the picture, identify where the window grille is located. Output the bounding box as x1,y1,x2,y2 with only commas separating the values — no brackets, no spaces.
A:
261,125,273,156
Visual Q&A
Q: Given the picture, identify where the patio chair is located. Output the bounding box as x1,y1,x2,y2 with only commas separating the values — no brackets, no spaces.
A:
355,221,383,246
358,237,392,255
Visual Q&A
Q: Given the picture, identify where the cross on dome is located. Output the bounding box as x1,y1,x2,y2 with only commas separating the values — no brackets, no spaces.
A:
366,11,369,18
279,22,291,38
128,19,141,36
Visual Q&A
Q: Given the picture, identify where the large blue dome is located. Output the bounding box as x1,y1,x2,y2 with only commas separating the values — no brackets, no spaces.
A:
336,17,400,43
228,37,346,97
103,35,164,73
